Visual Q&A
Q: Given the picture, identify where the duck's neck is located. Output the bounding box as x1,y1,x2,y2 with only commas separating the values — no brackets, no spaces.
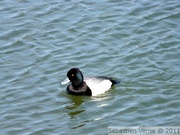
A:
73,81,85,88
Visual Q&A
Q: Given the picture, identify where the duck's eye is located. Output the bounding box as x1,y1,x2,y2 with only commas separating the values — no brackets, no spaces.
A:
72,74,74,76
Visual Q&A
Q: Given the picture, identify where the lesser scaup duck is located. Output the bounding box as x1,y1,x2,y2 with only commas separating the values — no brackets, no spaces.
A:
61,68,119,96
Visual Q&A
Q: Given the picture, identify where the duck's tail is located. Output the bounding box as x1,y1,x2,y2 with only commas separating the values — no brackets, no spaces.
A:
110,79,120,86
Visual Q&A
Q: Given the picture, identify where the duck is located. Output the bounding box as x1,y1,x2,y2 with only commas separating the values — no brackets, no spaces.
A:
61,68,119,96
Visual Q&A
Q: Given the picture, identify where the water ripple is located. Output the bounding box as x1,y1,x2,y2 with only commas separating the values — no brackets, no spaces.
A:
0,0,180,134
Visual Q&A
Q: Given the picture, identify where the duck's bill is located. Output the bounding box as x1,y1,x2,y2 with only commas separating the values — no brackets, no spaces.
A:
61,78,70,85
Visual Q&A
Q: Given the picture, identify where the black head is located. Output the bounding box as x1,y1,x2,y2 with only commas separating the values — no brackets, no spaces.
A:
67,68,84,86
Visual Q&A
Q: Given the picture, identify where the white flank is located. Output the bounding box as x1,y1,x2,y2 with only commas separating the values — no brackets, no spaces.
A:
85,77,112,96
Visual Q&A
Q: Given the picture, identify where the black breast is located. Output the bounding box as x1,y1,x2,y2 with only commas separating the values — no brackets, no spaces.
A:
66,82,92,96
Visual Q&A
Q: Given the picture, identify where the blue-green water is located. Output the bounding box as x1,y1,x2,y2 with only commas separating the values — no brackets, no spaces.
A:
0,0,180,134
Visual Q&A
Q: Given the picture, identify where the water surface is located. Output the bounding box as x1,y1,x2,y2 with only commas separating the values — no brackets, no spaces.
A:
0,0,180,134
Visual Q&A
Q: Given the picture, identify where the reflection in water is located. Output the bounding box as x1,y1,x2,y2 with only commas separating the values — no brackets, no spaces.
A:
70,123,86,129
64,93,113,129
68,110,85,119
65,95,88,129
65,95,86,119
66,95,85,110
64,94,111,129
